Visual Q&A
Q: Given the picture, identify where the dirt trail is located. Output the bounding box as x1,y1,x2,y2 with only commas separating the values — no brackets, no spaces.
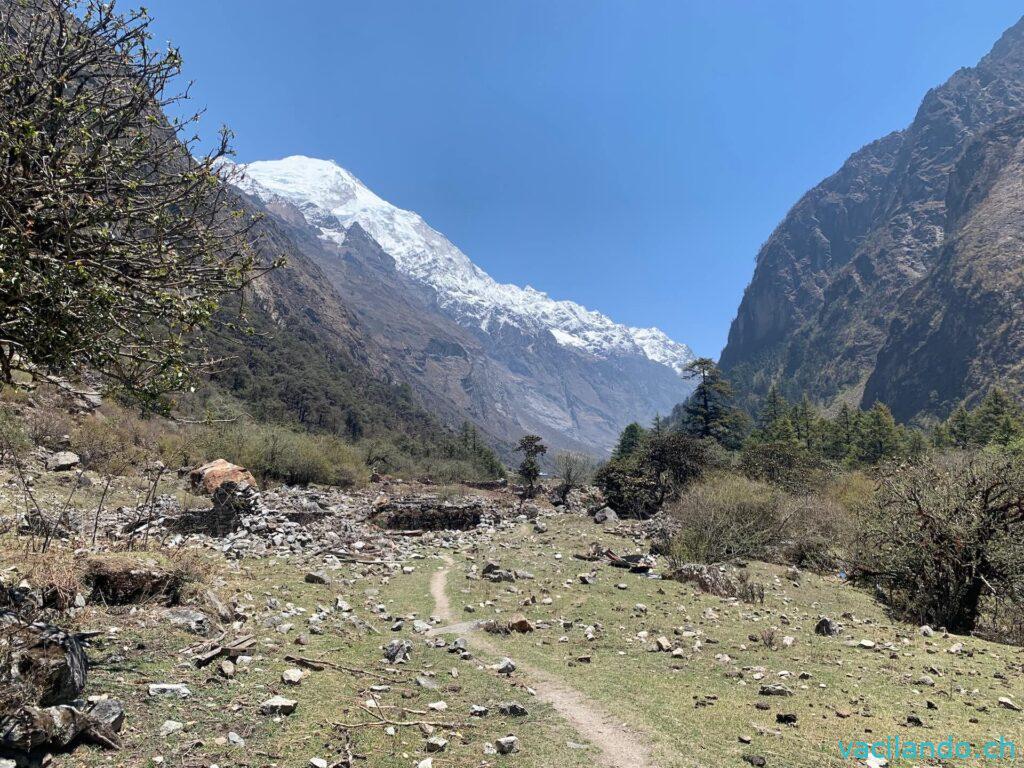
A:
428,556,658,768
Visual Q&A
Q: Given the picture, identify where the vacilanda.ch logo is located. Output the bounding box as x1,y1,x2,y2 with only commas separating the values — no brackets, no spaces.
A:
838,734,1015,761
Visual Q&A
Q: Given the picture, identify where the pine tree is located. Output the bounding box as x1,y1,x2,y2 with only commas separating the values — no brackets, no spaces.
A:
820,403,859,462
971,388,1022,445
931,422,955,449
858,403,901,464
762,414,799,444
993,414,1021,446
757,385,790,430
614,422,647,460
790,395,817,449
678,358,747,448
650,414,666,435
947,406,974,448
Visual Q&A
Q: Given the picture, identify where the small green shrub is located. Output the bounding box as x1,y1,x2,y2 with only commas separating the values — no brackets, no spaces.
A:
0,407,30,461
666,474,793,564
596,433,716,518
72,414,145,473
200,422,367,488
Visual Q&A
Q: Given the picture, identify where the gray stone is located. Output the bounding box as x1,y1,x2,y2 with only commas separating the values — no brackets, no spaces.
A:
148,683,191,698
46,451,80,471
425,736,448,752
593,506,618,524
159,720,184,737
814,617,839,637
496,735,519,754
260,695,297,716
88,699,125,733
164,607,210,635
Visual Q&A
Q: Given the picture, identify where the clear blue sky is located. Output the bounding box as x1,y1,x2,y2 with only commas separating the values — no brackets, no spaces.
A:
145,1,1022,357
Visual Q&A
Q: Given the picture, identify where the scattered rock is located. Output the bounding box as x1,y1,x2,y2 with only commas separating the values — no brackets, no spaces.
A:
814,617,839,637
86,700,124,733
498,702,528,716
46,451,80,471
159,720,183,737
259,696,297,716
495,735,519,754
148,683,191,699
998,696,1021,712
425,735,448,752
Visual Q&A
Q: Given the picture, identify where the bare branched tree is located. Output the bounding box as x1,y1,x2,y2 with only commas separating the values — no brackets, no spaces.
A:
0,0,275,405
553,451,593,502
853,453,1024,633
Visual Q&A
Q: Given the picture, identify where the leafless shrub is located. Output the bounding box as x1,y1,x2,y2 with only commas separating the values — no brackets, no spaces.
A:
22,407,74,450
759,627,780,651
553,452,595,502
667,474,796,565
737,571,766,605
852,452,1024,635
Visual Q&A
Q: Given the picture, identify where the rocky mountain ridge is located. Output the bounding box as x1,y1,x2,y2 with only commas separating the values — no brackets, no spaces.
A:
233,157,695,454
238,156,694,374
720,15,1024,420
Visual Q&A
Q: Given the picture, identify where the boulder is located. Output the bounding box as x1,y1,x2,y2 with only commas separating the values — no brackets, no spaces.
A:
45,451,80,472
163,607,209,635
384,639,412,663
2,616,88,706
259,696,297,716
593,506,618,524
189,459,257,495
0,705,119,753
496,735,519,754
507,614,535,633
498,702,528,717
814,617,839,637
87,700,125,733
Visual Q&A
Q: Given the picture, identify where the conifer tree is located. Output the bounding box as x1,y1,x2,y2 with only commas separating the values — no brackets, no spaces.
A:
947,405,974,448
971,388,1022,445
614,422,646,460
762,413,799,444
757,385,790,430
858,403,901,464
824,402,861,462
677,358,748,448
790,394,817,449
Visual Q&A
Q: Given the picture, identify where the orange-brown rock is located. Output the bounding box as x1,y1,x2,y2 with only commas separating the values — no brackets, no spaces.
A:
189,459,257,495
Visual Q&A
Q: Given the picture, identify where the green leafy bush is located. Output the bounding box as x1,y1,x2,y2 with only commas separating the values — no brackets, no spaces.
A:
739,440,833,492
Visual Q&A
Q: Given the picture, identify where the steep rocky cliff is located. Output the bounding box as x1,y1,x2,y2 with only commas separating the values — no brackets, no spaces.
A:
720,16,1024,419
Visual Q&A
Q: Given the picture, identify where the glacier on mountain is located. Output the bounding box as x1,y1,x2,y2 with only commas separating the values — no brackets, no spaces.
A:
235,155,694,375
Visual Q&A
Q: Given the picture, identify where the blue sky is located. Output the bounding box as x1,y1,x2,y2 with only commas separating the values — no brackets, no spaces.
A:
145,1,1022,357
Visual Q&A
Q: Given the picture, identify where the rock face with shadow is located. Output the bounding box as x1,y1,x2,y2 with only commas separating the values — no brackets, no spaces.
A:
721,16,1024,419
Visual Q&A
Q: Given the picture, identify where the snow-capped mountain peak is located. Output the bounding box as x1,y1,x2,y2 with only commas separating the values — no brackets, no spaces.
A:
236,155,694,374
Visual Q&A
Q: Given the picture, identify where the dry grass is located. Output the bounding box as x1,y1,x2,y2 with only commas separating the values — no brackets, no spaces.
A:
18,548,80,609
